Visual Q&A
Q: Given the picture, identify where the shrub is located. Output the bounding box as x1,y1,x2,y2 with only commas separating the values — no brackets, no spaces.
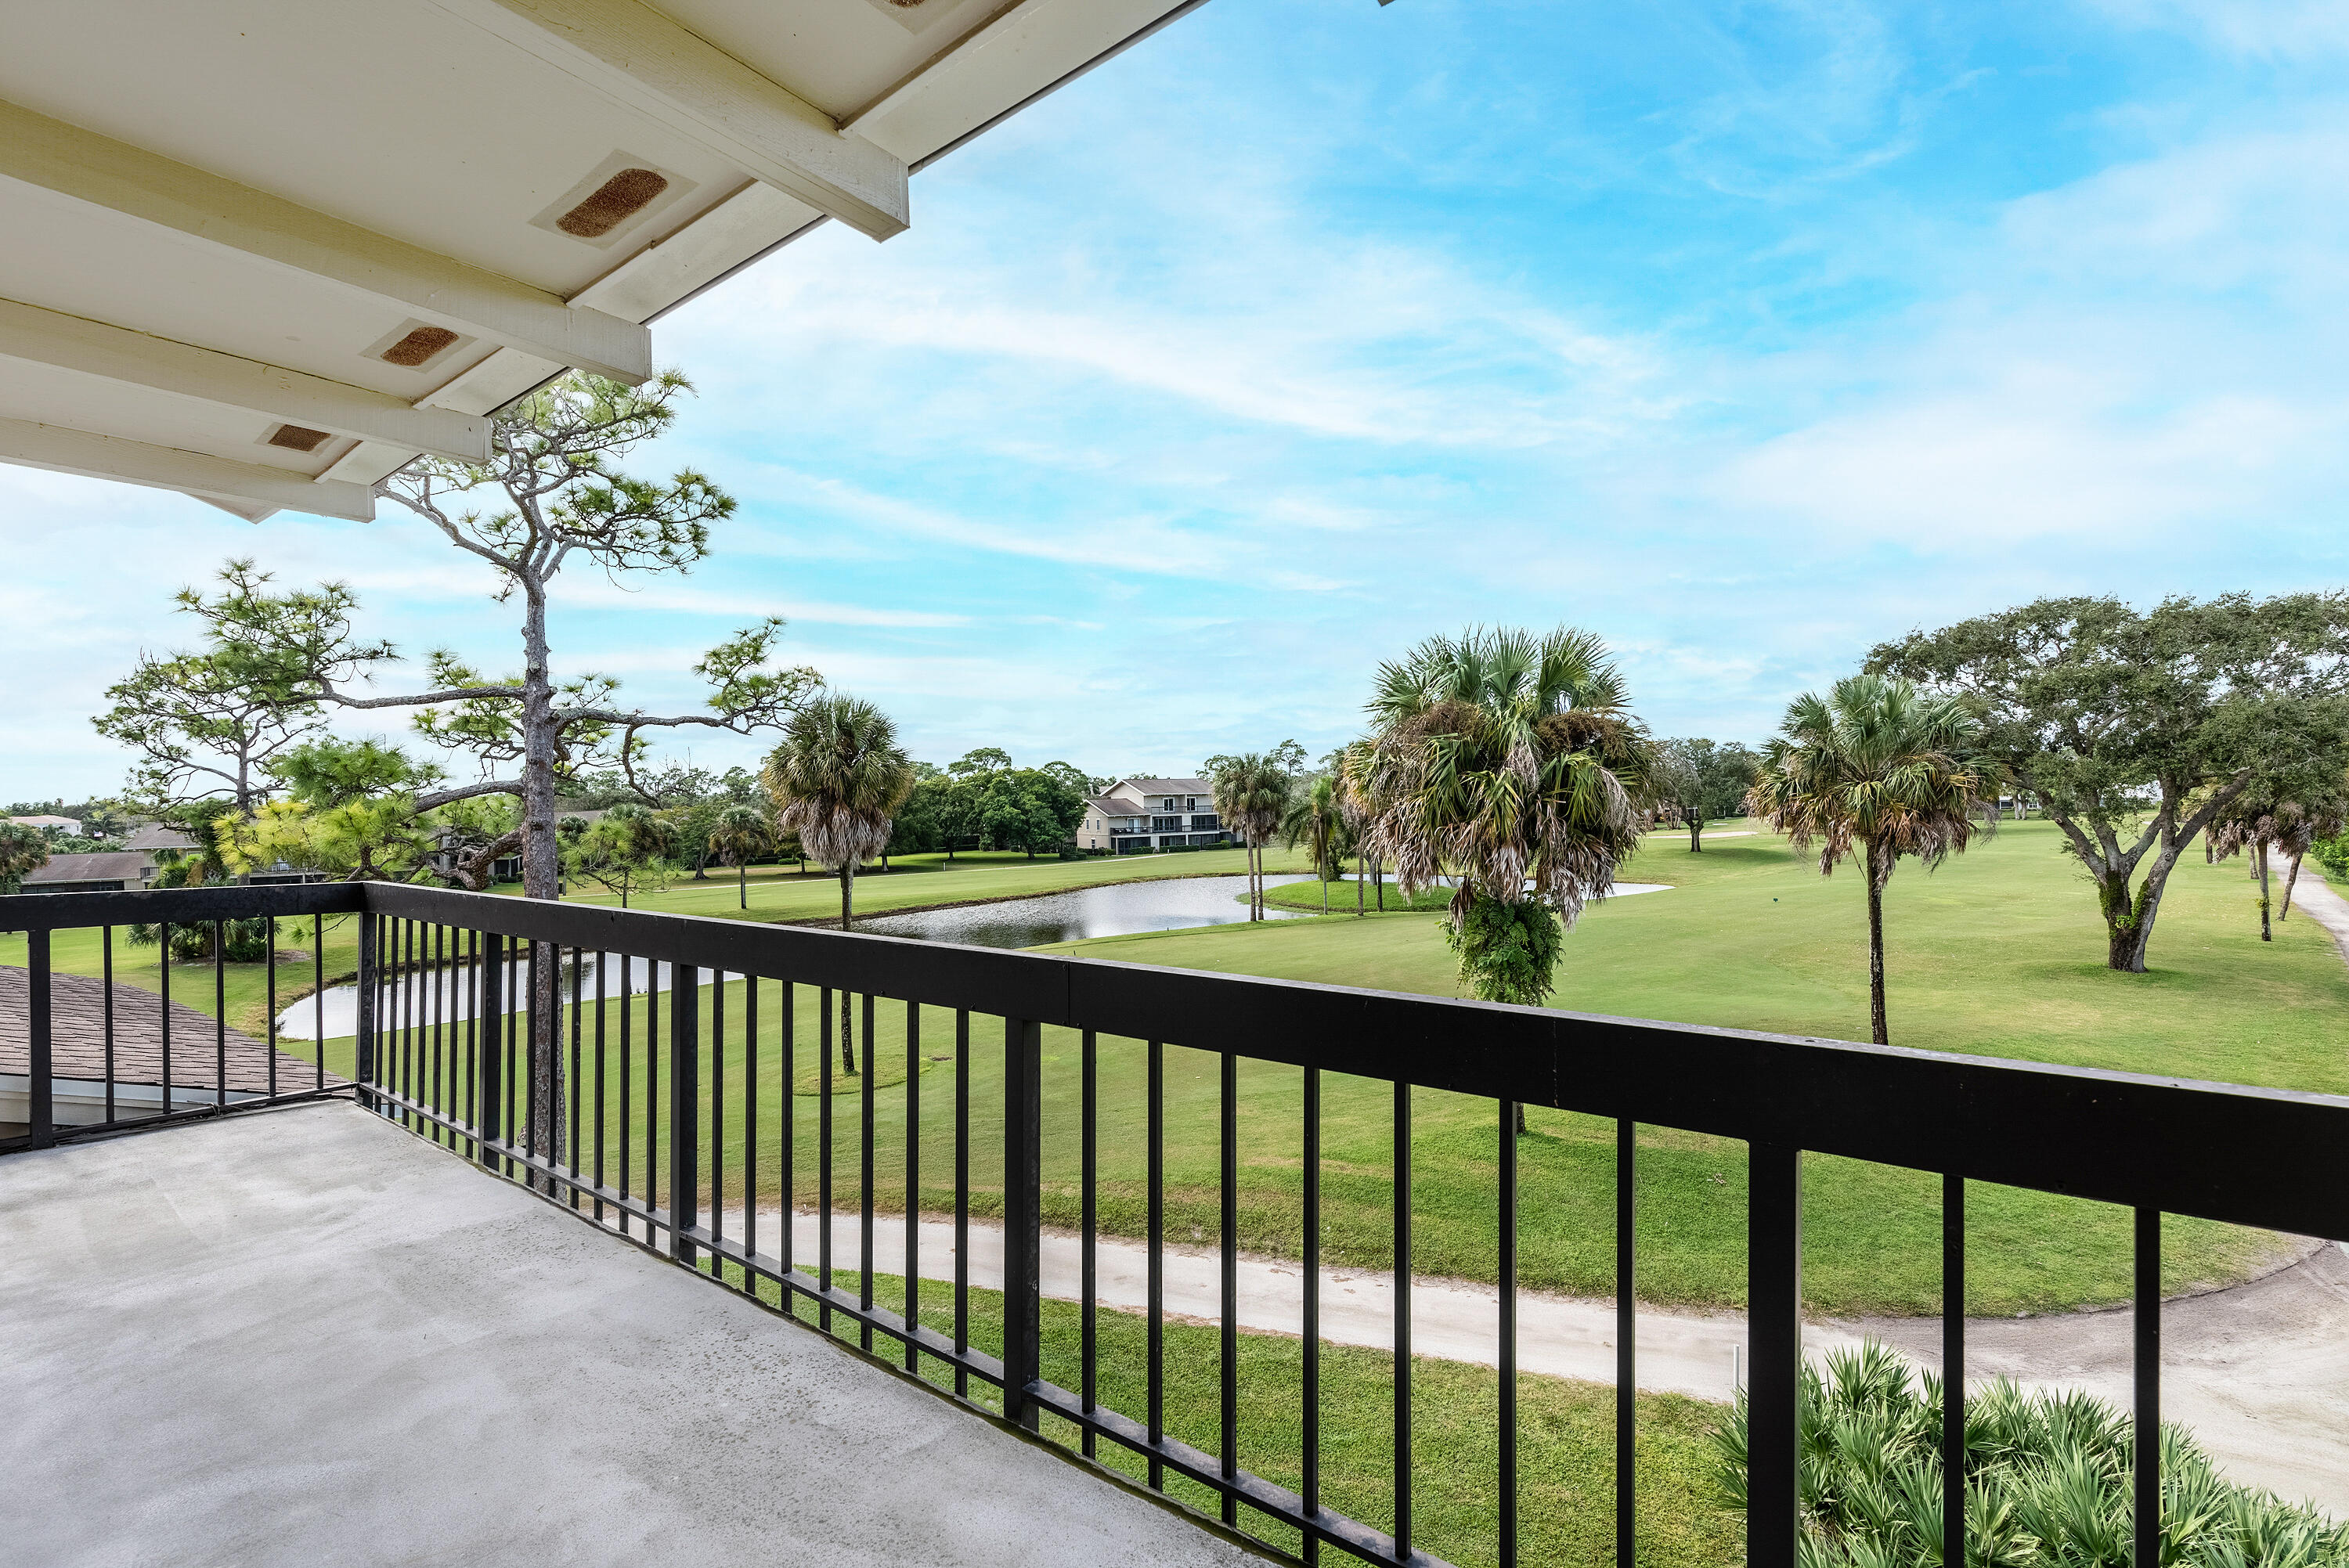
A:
128,916,273,964
1716,1341,2348,1567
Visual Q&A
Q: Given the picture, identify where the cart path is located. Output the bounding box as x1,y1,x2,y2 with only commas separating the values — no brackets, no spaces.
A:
2285,863,2349,968
713,1209,2349,1516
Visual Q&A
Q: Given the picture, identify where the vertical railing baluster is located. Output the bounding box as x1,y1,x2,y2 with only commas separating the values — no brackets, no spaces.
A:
645,957,660,1228
159,921,173,1122
102,926,117,1124
311,925,323,1095
1500,1098,1519,1568
1618,1117,1636,1568
1303,1064,1321,1566
1945,1175,1966,1568
904,999,921,1372
670,963,700,1267
1148,1037,1165,1489
1220,1043,1239,1526
594,953,608,1223
783,982,798,1285
1002,1015,1042,1431
570,945,584,1202
713,971,727,1256
1393,1080,1413,1561
354,912,377,1115
263,919,276,1103
431,926,446,1139
212,921,227,1110
478,932,503,1170
505,940,521,1170
1081,1029,1097,1454
745,976,760,1271
1748,1141,1804,1568
619,956,633,1236
2134,1208,2161,1568
27,928,53,1148
861,992,876,1353
819,986,835,1332
954,1008,969,1396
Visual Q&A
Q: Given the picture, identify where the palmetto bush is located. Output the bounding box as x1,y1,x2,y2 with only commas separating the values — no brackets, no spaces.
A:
1716,1342,2349,1568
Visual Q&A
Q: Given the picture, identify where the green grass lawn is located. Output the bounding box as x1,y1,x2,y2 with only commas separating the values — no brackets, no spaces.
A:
717,1263,1737,1568
7,821,2332,1316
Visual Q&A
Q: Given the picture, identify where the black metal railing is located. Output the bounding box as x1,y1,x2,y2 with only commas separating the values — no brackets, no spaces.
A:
5,881,2347,1568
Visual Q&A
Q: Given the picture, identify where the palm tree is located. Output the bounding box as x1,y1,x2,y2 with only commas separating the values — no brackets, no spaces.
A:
1334,739,1376,914
706,803,770,910
2210,792,2344,940
0,820,49,894
1746,673,1988,1047
1212,754,1290,920
1362,625,1654,1012
762,694,915,1074
1281,776,1348,914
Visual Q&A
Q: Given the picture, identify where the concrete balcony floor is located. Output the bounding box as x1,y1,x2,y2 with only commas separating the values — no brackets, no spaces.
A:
0,1103,1263,1568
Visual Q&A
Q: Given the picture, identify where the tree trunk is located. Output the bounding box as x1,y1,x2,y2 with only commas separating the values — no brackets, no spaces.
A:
838,863,856,1075
1864,841,1889,1047
1356,849,1365,916
512,579,565,1171
738,860,747,910
839,864,853,932
2282,851,2304,921
2257,842,2273,942
839,986,856,1076
1688,819,1702,852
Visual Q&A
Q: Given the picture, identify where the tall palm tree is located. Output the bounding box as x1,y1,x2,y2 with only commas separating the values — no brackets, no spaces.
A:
1280,776,1347,914
1747,673,1987,1046
0,820,49,894
1212,753,1290,920
706,803,770,910
1334,739,1377,914
762,694,915,1075
1363,625,1654,1009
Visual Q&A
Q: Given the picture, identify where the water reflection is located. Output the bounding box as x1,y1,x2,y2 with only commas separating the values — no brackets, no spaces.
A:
855,873,1314,949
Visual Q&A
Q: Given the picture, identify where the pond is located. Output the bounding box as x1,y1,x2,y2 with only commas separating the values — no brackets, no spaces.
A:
276,875,1680,1035
853,873,1317,949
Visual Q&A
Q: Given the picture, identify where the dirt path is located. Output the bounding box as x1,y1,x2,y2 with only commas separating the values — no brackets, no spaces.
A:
731,1209,2349,1515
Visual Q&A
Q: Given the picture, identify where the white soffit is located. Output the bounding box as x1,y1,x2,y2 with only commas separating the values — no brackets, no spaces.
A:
0,0,1209,522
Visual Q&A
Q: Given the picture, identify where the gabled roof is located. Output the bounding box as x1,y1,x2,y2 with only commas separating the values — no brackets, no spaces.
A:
6,815,81,831
123,824,198,852
1118,777,1212,796
23,852,152,885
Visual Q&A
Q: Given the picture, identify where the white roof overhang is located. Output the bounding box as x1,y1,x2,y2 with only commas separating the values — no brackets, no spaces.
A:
0,0,1207,521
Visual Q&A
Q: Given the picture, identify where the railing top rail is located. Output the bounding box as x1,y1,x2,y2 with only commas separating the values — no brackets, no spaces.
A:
2,883,369,928
16,881,2345,1241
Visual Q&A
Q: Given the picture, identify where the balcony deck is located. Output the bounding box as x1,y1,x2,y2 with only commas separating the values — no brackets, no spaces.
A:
0,1101,1264,1568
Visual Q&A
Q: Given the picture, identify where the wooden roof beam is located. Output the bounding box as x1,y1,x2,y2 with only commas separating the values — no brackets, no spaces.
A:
0,297,493,464
429,0,911,240
0,97,653,387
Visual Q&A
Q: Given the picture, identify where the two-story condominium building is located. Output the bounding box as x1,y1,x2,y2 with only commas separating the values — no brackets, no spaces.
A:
1076,778,1232,854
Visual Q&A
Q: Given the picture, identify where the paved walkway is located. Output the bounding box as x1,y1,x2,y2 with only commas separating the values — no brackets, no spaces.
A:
756,1209,2349,1516
0,1105,1264,1568
2282,862,2349,965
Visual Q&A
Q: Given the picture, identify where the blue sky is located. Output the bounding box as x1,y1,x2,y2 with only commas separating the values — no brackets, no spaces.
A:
10,0,2349,800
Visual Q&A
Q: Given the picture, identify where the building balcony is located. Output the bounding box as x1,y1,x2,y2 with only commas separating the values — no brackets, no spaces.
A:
4,881,2347,1565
